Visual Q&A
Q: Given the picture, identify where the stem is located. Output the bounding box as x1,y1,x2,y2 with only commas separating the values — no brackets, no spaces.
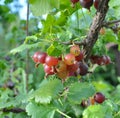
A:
25,2,30,92
103,19,120,26
60,40,85,46
56,109,71,118
2,108,25,113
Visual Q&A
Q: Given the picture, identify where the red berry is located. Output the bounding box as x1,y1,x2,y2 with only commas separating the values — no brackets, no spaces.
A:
102,55,111,65
96,57,104,65
71,0,79,4
68,72,75,77
44,64,55,75
90,55,111,65
37,52,47,64
75,51,84,61
64,53,75,65
45,56,58,66
70,45,80,56
93,0,99,10
90,55,103,65
79,0,93,10
67,62,79,73
32,52,41,63
78,62,88,76
94,92,105,103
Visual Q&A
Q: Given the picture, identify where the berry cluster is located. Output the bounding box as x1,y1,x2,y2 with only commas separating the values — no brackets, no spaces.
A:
81,92,105,107
90,55,111,65
32,45,89,81
32,44,112,81
71,0,100,10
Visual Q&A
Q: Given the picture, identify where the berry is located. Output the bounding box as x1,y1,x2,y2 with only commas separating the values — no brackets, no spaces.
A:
78,62,88,76
93,0,100,10
105,56,111,64
57,70,69,80
90,55,99,64
80,0,93,10
102,55,111,65
44,64,55,75
90,55,111,65
55,61,67,72
70,45,80,56
95,56,103,65
75,51,84,61
32,52,41,63
94,92,105,103
100,28,105,35
37,52,47,64
67,62,79,73
45,56,58,66
90,55,103,65
71,0,79,4
64,53,75,65
68,72,75,76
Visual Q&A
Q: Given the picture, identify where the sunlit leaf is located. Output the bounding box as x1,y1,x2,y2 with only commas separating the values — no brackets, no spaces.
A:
83,105,106,118
26,102,56,118
10,42,41,54
29,79,63,104
29,0,60,16
68,82,95,104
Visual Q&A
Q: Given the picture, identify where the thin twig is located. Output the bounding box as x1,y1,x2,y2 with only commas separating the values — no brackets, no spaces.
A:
60,40,85,46
103,19,120,26
56,109,71,118
2,108,25,113
25,2,30,92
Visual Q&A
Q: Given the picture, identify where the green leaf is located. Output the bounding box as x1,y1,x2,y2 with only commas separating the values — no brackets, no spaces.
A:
4,0,13,4
92,81,114,92
55,11,68,26
47,44,62,56
29,0,60,16
30,79,63,104
109,0,120,8
10,42,41,54
68,82,95,104
0,91,28,109
26,102,56,118
104,100,118,113
71,105,83,117
83,101,117,118
102,29,118,43
24,35,38,44
47,41,63,56
42,14,56,33
83,105,107,118
0,60,7,70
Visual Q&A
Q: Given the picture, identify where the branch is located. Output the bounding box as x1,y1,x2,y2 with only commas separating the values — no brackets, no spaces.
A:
2,108,25,113
103,19,120,26
60,40,85,46
103,19,120,33
83,0,110,60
